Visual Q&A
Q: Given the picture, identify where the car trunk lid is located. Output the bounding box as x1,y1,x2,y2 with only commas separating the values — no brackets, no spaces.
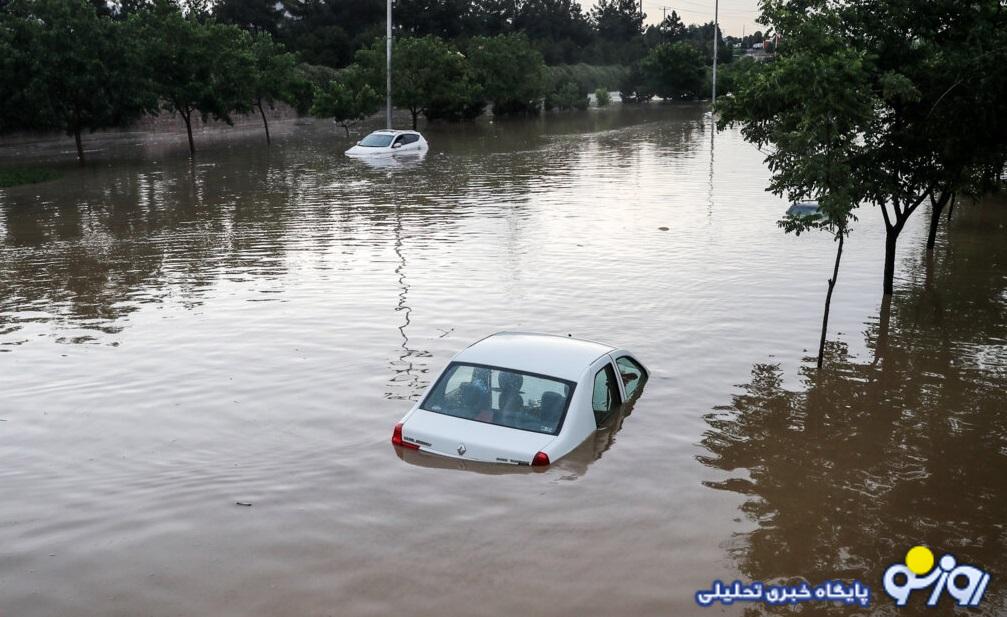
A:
403,410,555,465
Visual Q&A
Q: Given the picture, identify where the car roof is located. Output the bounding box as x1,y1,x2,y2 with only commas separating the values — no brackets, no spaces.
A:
453,332,615,382
367,129,420,136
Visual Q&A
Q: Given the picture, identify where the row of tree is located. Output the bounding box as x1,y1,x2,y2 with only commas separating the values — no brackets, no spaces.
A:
311,33,614,133
207,0,727,68
0,0,308,159
0,1,631,161
719,0,1007,365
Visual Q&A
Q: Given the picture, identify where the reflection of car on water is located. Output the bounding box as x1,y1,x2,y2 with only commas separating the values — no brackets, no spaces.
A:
345,129,429,157
391,332,647,467
349,149,427,170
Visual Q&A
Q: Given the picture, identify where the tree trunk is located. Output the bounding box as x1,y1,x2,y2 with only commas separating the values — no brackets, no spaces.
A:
182,109,196,155
257,101,271,146
926,191,951,251
817,231,844,369
73,126,85,165
411,109,418,131
342,123,350,138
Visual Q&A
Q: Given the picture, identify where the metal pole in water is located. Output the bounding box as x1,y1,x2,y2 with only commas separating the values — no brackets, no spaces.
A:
711,0,719,104
386,0,392,129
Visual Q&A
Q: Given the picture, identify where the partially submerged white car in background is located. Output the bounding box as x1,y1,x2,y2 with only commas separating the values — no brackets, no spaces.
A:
391,332,647,466
345,129,428,157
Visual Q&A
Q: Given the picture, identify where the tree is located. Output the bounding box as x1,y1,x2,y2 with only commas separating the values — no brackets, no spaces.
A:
279,0,384,68
719,0,1007,296
249,34,304,144
714,56,762,97
396,0,473,40
681,21,732,65
0,0,154,163
640,42,705,100
467,33,546,115
513,0,593,64
355,35,477,130
643,11,684,47
590,0,644,64
213,0,281,34
618,62,653,103
545,80,588,110
139,5,256,154
310,66,381,136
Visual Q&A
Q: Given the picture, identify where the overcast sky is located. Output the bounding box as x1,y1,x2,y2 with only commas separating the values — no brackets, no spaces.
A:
636,0,763,37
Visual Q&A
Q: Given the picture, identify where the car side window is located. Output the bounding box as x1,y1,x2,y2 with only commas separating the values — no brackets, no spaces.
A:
400,134,419,145
616,356,646,399
592,364,621,423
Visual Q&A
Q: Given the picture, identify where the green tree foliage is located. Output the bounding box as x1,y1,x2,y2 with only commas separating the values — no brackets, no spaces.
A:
395,0,474,40
618,62,653,103
0,0,154,163
590,0,644,63
291,62,340,114
681,21,732,65
355,35,481,129
310,66,381,136
138,4,256,154
213,0,282,34
278,0,383,68
544,64,626,93
643,10,685,47
640,41,705,100
594,87,610,107
713,56,762,97
720,0,1007,297
513,0,593,64
545,80,588,111
467,33,547,115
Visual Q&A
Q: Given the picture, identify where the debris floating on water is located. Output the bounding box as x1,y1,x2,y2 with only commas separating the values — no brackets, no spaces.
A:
235,501,252,507
658,226,669,231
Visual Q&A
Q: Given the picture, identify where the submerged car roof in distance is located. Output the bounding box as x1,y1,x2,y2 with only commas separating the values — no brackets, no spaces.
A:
367,129,421,136
454,332,615,382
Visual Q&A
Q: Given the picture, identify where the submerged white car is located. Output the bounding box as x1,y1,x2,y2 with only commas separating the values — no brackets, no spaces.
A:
391,332,647,466
345,129,429,157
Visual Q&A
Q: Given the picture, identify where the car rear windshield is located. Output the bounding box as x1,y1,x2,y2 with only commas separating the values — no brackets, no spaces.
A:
359,133,394,147
421,363,574,435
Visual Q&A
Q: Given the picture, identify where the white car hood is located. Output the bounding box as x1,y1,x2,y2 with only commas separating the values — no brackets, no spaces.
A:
403,409,555,465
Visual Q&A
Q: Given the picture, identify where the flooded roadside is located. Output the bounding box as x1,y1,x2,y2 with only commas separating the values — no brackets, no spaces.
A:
1,105,1004,616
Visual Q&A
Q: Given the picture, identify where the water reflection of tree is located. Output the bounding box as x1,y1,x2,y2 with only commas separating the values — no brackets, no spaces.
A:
0,109,703,348
699,202,1007,615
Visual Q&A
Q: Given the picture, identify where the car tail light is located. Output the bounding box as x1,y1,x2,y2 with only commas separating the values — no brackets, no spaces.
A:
391,422,419,449
532,451,550,466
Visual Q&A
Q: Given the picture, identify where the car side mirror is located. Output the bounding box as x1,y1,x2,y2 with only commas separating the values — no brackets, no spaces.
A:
392,142,402,149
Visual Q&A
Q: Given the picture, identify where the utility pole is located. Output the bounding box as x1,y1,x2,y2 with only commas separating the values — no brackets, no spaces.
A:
386,0,392,129
711,0,719,104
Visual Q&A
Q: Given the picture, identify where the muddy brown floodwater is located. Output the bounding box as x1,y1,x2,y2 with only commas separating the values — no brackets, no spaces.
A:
1,106,1005,617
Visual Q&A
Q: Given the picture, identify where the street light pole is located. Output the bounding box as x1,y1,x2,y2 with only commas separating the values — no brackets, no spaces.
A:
386,0,392,129
711,0,719,104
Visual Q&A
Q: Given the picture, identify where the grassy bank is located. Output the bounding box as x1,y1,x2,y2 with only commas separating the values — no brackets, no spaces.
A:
0,167,61,188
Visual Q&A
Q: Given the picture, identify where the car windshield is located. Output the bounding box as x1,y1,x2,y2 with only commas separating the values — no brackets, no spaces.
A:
421,363,574,435
358,133,395,147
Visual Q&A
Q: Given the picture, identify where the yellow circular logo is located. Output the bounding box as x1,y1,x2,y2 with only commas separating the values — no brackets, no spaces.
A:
905,546,935,575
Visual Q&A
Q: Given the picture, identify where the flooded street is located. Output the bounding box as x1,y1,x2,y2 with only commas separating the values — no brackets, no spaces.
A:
1,106,1005,616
